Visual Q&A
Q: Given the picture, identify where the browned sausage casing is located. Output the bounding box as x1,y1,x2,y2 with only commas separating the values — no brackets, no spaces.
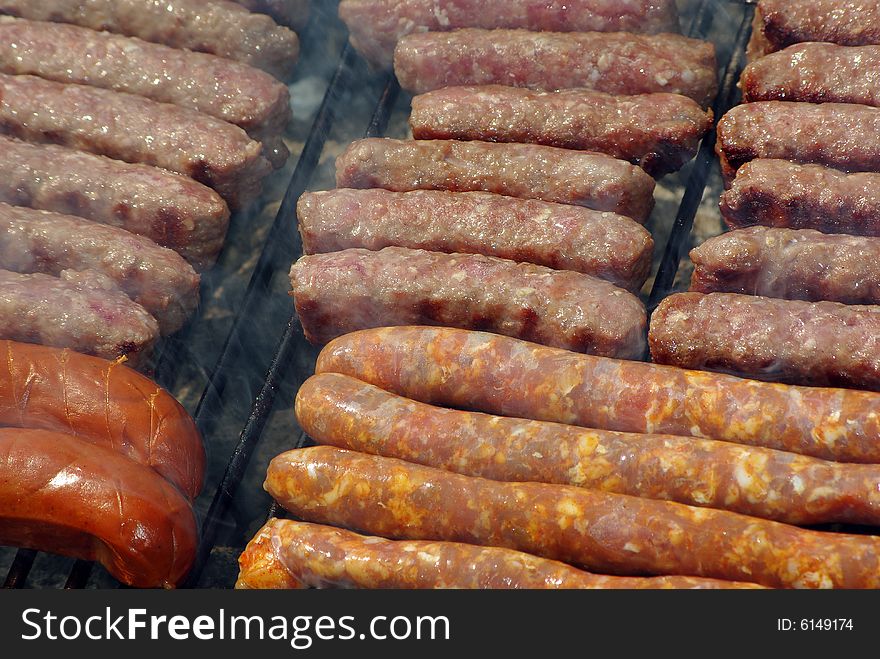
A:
236,519,765,589
315,326,880,463
0,427,197,588
266,447,880,589
0,340,204,499
296,373,880,526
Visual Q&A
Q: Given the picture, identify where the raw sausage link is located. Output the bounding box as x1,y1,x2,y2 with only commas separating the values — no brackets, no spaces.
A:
0,428,197,588
232,0,309,30
334,138,656,223
290,247,647,358
0,340,205,500
720,159,880,236
0,74,271,208
0,136,229,271
741,43,880,109
716,101,880,184
689,226,880,305
339,0,680,68
0,202,199,335
296,373,880,526
410,85,712,178
649,291,880,391
0,270,159,368
0,0,300,80
314,326,880,463
395,29,717,106
754,0,880,52
297,188,654,291
265,446,880,589
236,519,765,589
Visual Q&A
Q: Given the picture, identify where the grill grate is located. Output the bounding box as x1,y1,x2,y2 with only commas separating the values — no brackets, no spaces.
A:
2,0,758,589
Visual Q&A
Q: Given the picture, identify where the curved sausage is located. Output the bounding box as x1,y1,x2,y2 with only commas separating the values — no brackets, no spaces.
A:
649,292,880,391
265,446,880,588
296,373,880,526
314,326,880,463
236,519,765,589
0,340,205,500
0,427,197,588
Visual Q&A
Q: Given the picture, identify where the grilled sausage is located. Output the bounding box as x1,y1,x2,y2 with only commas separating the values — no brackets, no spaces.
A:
716,101,880,184
689,226,880,305
0,427,197,588
0,74,272,208
0,137,229,271
296,373,880,526
0,340,205,500
265,446,880,588
0,0,300,80
409,85,712,178
339,0,680,68
232,0,309,30
314,326,880,463
290,247,647,357
649,291,880,391
752,0,880,53
297,188,654,290
0,203,199,335
720,159,880,236
0,16,290,167
394,29,717,106
236,519,765,589
335,138,656,222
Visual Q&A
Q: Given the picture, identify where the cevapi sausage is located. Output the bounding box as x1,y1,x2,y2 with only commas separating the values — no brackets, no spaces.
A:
0,16,291,167
314,326,880,463
0,340,205,500
719,159,880,236
334,138,656,222
232,0,309,30
236,519,765,589
296,373,880,526
0,74,272,208
716,102,880,184
0,427,197,588
751,0,880,54
265,446,880,589
0,0,300,81
0,203,199,335
649,292,880,391
290,247,647,357
297,188,654,290
689,226,880,305
339,0,681,68
410,86,712,178
394,29,717,106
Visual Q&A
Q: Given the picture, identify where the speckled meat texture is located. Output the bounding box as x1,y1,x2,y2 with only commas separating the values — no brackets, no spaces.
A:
720,159,880,236
0,270,159,367
716,101,880,183
315,326,880,463
297,189,654,292
339,0,680,68
0,0,300,81
409,86,712,178
335,139,656,223
741,43,880,109
754,0,880,52
0,203,199,335
394,29,718,107
0,137,229,271
0,16,291,167
690,227,880,305
266,446,880,589
290,247,647,358
232,0,309,29
297,373,880,526
0,74,271,209
649,292,880,392
237,519,765,589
